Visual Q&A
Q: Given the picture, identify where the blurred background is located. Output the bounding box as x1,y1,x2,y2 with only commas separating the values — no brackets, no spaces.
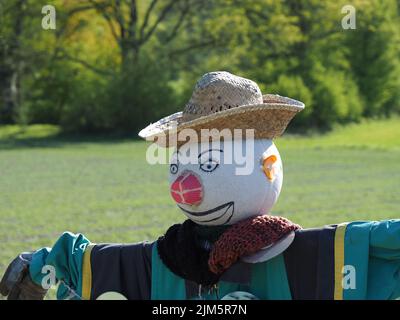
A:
1,0,400,132
0,0,400,299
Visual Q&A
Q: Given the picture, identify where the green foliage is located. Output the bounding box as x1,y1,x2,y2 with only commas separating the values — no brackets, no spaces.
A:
104,57,177,133
311,69,363,127
59,54,178,134
346,0,400,117
1,0,399,132
20,61,77,125
267,75,313,128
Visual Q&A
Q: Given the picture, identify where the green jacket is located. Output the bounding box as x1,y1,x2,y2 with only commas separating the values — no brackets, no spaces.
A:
29,220,400,300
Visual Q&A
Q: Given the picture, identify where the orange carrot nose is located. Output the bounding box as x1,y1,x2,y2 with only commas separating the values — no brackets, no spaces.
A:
170,171,203,206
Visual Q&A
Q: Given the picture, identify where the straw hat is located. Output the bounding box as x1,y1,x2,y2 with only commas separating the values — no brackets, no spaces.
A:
139,71,304,147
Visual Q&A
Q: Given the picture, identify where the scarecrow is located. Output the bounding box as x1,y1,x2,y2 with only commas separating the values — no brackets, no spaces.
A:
1,72,400,300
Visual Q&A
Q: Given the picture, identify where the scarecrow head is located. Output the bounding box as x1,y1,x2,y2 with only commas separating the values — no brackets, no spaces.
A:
140,71,304,226
167,139,282,226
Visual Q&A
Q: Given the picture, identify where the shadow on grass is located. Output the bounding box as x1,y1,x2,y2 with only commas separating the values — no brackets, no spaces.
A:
0,131,141,150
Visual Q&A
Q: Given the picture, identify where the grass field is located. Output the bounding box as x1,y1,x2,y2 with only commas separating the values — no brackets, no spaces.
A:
0,118,400,298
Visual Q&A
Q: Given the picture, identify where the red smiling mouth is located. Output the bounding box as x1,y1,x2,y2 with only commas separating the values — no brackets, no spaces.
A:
178,201,234,224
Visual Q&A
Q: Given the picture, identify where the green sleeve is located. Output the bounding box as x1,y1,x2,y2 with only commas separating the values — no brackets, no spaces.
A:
367,220,400,299
369,219,400,260
29,232,91,300
341,220,400,300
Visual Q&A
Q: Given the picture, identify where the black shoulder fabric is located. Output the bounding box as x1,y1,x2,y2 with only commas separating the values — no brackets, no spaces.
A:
90,241,154,300
283,225,336,300
315,225,337,299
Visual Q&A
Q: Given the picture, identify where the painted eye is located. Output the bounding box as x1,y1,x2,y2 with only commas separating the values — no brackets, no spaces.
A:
199,158,219,172
170,163,178,174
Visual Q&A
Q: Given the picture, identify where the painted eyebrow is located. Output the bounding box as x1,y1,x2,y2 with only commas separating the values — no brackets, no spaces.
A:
197,148,223,159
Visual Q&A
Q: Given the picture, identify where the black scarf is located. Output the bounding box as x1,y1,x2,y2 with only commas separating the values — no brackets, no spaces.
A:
156,220,229,286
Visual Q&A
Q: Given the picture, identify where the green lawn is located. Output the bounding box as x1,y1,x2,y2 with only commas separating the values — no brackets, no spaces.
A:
0,118,400,298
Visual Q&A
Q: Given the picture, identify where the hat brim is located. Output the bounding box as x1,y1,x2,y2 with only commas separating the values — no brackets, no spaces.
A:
139,94,304,148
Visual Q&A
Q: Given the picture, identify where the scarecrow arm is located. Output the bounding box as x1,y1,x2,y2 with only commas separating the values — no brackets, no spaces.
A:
367,220,400,299
0,232,154,300
29,232,91,300
336,219,400,300
0,232,90,300
369,220,400,260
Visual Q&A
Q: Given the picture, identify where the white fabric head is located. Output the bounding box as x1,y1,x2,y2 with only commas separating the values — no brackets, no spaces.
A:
169,139,283,226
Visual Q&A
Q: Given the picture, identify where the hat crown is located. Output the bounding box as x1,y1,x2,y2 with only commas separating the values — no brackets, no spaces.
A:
182,71,263,122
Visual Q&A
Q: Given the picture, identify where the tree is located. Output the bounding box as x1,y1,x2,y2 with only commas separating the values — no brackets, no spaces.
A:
0,0,26,123
1,0,399,132
80,0,202,67
346,0,400,117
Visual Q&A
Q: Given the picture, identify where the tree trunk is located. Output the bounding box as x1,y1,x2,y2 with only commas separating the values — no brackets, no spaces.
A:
0,0,24,123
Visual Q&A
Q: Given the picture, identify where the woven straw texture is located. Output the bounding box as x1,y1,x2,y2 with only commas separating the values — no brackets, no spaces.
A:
139,71,304,147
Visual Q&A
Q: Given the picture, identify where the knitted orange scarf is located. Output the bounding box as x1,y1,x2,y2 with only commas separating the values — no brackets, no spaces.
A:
157,215,301,286
208,215,301,274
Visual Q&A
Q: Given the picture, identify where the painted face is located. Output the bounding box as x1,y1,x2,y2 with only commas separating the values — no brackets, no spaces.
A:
169,139,283,226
